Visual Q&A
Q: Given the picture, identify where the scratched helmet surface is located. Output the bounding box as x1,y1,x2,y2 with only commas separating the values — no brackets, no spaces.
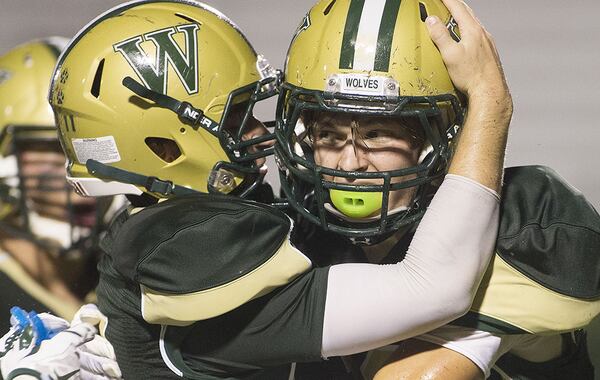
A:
275,0,464,239
49,0,278,199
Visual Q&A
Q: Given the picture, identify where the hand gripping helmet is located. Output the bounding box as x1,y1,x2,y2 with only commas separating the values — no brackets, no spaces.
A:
275,0,463,240
0,37,110,255
49,0,279,200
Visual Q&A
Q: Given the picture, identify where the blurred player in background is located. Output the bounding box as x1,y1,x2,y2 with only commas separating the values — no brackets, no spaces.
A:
0,38,123,331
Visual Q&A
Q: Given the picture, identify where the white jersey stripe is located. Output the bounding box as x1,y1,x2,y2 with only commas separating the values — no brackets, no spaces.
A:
353,0,387,71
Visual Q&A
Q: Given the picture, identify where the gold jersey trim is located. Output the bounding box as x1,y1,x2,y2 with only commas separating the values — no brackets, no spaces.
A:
471,253,600,334
140,238,312,326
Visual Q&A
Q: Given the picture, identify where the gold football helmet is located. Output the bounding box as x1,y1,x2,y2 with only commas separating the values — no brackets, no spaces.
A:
0,38,66,144
49,0,279,199
0,37,68,226
275,0,463,239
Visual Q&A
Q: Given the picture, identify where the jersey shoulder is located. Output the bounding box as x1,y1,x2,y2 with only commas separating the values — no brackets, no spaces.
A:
453,166,600,335
497,165,600,299
103,194,311,325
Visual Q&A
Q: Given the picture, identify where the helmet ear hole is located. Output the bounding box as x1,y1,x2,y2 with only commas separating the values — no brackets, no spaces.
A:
90,59,105,98
419,3,428,22
175,13,199,24
324,0,337,15
144,137,181,163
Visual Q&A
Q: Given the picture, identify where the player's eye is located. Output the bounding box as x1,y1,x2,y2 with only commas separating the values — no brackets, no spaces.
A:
361,129,398,146
364,129,393,140
313,129,346,147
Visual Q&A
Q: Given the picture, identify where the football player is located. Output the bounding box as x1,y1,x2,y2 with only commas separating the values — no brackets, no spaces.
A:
0,38,125,380
0,38,123,331
275,0,600,379
46,0,510,378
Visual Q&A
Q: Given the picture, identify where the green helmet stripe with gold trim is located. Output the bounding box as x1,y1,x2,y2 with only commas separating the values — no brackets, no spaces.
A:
375,0,401,71
339,0,402,72
339,0,365,69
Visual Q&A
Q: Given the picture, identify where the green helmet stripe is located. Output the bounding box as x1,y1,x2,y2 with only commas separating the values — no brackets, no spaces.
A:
339,0,365,70
374,0,401,72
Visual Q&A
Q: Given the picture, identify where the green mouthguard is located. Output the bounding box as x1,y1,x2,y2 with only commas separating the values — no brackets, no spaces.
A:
330,189,383,219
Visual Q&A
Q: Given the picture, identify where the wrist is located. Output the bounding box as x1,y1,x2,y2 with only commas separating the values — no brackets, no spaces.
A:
466,92,513,125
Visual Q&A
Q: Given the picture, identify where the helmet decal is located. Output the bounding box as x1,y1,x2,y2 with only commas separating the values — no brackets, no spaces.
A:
53,69,69,108
339,0,402,71
446,16,460,42
113,23,200,95
325,73,398,96
71,135,121,164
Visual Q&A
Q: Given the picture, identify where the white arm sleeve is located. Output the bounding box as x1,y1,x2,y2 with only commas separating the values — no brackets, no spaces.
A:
415,325,514,378
415,325,563,378
321,174,500,357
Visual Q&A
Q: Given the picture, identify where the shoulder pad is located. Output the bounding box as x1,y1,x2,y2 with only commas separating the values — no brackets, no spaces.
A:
454,166,600,334
110,194,311,325
497,165,600,299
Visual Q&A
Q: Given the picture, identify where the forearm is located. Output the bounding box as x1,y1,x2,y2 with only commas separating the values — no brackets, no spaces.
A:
373,339,483,380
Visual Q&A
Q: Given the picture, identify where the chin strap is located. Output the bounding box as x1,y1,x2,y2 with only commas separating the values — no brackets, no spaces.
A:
122,76,219,136
86,159,198,197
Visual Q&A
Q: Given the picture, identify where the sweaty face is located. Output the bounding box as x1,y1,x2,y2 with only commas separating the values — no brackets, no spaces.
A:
17,141,97,227
309,111,425,214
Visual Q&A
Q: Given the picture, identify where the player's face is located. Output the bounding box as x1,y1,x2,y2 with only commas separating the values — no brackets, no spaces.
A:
17,141,97,227
311,111,424,213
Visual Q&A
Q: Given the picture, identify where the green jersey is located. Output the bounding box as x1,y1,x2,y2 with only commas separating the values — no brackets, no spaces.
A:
97,194,328,379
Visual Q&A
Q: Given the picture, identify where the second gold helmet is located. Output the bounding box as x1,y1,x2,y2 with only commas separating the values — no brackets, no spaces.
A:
50,0,278,199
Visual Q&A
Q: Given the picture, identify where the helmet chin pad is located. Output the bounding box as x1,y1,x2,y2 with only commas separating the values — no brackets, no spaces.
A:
330,189,382,219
